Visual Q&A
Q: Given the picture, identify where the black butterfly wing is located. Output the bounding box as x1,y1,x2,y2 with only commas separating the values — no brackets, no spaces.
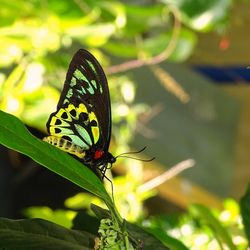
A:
46,49,112,154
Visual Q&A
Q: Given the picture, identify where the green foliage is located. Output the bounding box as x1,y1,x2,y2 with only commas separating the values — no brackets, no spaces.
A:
0,110,168,249
0,1,244,249
64,163,156,222
97,218,133,250
0,108,248,249
143,227,189,250
240,184,250,244
0,111,109,201
0,0,232,131
0,110,249,249
189,204,236,250
0,217,95,250
23,207,77,229
163,0,232,31
23,196,250,249
143,199,248,250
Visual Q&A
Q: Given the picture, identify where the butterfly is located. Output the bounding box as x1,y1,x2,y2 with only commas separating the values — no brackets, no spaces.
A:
43,49,116,178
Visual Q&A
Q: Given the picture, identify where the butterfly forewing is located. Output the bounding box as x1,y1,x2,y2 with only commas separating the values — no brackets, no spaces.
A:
46,49,112,158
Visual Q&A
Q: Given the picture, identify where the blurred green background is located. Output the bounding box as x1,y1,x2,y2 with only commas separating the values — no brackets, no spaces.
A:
0,0,250,249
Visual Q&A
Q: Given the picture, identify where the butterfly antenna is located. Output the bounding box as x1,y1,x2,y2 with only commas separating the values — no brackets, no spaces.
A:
115,146,147,158
115,146,155,162
118,155,155,162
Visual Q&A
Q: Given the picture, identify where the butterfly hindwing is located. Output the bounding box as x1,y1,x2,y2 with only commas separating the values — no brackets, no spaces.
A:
45,49,112,162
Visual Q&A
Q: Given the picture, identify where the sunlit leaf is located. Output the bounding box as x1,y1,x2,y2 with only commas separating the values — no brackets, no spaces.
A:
144,227,189,250
0,110,111,203
240,184,250,243
103,41,138,57
67,23,116,46
141,28,197,62
190,204,237,250
24,207,76,229
123,4,165,36
163,0,232,31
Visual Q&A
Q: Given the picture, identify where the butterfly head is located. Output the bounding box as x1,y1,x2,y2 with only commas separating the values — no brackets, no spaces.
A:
86,149,115,179
93,150,116,165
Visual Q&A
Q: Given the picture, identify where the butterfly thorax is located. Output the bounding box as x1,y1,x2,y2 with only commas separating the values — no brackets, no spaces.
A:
84,148,116,167
82,148,116,179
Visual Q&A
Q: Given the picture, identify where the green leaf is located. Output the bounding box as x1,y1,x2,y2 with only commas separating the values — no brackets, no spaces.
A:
0,1,36,26
91,203,112,220
143,227,189,250
0,110,124,229
126,4,163,18
0,217,95,250
67,23,116,46
103,41,138,58
164,0,232,32
190,204,237,250
240,184,250,243
24,207,76,229
104,28,197,61
72,211,99,235
126,221,170,250
123,4,164,36
47,0,84,18
0,110,111,203
142,28,197,62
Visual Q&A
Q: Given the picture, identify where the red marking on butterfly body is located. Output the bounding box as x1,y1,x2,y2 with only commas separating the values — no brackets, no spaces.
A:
94,150,104,159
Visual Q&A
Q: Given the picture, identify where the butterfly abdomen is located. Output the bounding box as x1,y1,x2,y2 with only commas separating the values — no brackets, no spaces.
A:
43,136,86,159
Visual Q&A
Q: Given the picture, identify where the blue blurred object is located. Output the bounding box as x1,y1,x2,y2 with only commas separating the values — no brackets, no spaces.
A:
194,66,250,83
